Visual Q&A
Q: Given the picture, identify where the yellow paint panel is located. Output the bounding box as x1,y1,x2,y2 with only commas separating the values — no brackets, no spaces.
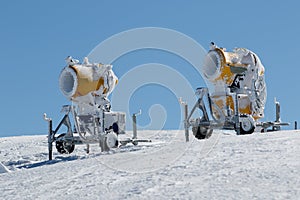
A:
71,66,108,97
211,95,252,117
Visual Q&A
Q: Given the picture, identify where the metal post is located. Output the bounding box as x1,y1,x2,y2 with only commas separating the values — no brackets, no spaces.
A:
179,97,190,142
184,104,189,142
275,100,281,123
132,110,141,139
48,119,53,160
295,121,297,130
132,114,137,139
44,113,53,160
234,94,240,135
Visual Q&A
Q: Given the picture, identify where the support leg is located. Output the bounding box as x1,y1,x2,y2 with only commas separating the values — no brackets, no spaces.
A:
132,114,137,140
184,104,189,142
48,120,53,160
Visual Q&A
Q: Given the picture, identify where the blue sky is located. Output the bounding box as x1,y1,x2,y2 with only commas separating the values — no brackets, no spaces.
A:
0,1,299,137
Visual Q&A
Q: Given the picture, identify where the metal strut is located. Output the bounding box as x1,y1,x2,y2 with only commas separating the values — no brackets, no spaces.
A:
43,113,53,160
181,88,216,141
119,110,151,146
44,106,74,160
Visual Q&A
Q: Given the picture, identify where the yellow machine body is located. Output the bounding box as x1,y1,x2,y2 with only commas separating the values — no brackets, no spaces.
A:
202,47,266,121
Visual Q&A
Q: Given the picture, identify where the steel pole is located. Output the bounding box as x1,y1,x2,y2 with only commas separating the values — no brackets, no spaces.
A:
132,114,137,139
184,104,189,142
48,119,53,160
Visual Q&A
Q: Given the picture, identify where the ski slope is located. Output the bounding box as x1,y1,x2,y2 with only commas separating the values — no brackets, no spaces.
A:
0,130,299,199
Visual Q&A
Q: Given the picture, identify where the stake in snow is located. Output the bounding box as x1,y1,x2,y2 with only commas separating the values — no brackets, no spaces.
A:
44,57,149,160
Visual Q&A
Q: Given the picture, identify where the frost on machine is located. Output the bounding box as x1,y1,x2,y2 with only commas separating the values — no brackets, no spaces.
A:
44,57,142,160
183,43,267,140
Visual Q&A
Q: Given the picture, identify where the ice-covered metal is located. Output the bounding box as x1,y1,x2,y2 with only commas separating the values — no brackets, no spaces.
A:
202,44,267,121
45,57,127,159
59,56,118,103
183,43,268,139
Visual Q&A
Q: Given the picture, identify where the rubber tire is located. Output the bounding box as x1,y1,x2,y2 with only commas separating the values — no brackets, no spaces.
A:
55,134,75,154
240,125,255,135
192,126,213,140
106,132,118,148
239,116,255,135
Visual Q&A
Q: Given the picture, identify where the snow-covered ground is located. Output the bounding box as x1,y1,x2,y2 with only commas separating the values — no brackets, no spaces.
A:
0,130,299,199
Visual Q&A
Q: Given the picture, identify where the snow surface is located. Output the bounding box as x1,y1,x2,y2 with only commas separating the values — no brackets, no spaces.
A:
0,162,9,173
0,130,299,199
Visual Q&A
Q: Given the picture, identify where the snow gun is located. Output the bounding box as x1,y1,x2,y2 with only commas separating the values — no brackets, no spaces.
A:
182,43,267,140
43,57,125,159
44,56,150,160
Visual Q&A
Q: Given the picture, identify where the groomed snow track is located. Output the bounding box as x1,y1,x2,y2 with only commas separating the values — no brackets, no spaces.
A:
0,130,299,199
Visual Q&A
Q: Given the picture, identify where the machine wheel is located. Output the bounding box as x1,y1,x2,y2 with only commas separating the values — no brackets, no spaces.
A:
106,132,118,148
239,115,255,135
55,134,75,154
192,126,213,140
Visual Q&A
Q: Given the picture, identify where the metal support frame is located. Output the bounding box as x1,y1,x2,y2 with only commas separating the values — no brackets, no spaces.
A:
44,109,73,160
119,110,151,146
181,87,253,141
257,98,289,132
44,105,151,160
186,88,210,124
181,88,218,141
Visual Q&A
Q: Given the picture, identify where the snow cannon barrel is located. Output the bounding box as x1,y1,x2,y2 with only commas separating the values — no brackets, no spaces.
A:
203,47,264,84
202,45,267,120
59,57,118,100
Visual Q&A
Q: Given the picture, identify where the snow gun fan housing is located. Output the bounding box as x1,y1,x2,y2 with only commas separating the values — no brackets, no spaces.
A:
59,57,118,103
